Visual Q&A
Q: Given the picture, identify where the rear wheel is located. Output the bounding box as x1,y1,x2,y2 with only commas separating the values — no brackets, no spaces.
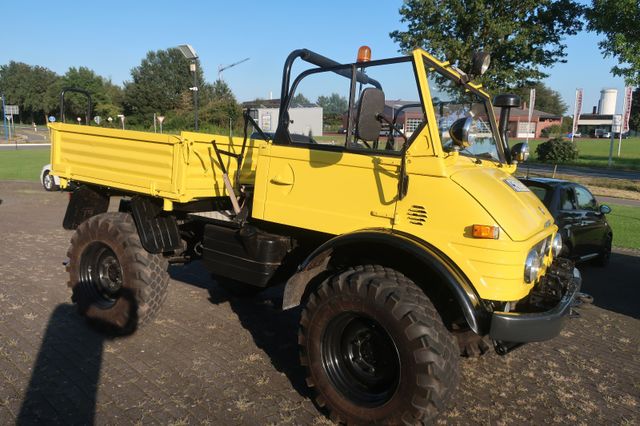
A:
67,212,169,334
299,265,459,424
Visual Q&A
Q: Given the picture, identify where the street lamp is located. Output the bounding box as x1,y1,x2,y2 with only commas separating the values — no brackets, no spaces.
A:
177,44,199,131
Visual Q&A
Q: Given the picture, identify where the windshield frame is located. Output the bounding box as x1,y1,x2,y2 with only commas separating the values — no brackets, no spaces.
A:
414,50,507,164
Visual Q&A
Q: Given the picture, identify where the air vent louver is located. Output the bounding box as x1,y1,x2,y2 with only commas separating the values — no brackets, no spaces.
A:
407,205,427,225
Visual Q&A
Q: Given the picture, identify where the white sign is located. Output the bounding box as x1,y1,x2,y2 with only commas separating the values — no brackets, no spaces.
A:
94,116,101,125
5,105,18,115
157,116,165,123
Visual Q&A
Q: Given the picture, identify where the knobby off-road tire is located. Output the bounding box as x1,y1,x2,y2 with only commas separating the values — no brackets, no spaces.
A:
299,265,459,425
67,212,169,334
454,328,491,358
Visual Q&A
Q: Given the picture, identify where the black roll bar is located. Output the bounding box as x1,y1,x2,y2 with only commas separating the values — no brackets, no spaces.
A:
278,49,382,129
60,87,93,124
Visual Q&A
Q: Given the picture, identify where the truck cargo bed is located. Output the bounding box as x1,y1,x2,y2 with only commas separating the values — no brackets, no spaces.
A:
49,123,262,207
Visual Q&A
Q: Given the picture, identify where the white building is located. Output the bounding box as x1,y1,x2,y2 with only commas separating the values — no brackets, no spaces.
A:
243,99,323,137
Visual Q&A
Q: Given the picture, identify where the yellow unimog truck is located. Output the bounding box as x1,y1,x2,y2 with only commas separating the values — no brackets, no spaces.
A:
50,47,581,424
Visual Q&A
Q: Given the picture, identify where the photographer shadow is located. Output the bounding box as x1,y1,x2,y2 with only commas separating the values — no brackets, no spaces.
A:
18,290,138,424
17,304,104,424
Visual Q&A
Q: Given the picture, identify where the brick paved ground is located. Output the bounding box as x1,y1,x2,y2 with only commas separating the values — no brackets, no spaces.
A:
0,181,638,425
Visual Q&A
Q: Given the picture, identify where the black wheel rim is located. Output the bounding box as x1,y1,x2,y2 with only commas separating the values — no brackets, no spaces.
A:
79,242,123,308
321,312,400,407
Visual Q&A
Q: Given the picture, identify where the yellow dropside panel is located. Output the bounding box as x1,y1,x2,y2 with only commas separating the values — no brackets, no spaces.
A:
49,123,263,204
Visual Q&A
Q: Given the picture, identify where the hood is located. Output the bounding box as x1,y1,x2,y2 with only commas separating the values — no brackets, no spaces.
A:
450,167,553,242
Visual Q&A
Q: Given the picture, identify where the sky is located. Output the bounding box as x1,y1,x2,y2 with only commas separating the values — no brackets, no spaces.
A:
0,0,628,116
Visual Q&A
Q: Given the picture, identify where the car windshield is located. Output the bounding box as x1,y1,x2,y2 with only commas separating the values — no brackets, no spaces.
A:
524,183,549,205
426,66,503,162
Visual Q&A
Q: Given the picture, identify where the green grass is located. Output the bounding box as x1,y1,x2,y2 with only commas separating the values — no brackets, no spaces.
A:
0,149,51,181
526,137,640,170
607,203,640,250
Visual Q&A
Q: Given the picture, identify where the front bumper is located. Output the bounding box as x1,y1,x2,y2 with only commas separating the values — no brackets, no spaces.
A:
489,259,581,343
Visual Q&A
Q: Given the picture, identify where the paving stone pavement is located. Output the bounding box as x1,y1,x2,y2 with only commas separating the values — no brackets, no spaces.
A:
0,181,638,425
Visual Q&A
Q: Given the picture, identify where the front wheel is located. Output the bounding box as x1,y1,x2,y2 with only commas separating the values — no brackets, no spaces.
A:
67,212,170,334
594,234,612,267
299,265,459,424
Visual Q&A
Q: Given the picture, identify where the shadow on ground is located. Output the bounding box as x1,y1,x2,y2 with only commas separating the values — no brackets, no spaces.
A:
169,261,311,399
18,304,104,425
579,251,640,319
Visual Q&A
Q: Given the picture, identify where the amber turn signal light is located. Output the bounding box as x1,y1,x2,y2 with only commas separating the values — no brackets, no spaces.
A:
357,46,371,62
472,225,500,239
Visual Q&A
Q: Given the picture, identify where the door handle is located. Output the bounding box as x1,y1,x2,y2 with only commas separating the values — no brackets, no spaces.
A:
270,175,294,185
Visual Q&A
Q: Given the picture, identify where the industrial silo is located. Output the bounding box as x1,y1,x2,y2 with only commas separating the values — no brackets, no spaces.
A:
598,89,617,115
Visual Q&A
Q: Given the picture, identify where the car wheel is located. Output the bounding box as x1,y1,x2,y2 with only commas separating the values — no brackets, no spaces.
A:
67,212,170,334
594,234,612,267
42,171,59,191
299,265,459,424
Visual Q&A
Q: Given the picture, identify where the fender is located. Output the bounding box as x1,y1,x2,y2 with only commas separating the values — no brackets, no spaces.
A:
63,184,109,230
282,228,491,335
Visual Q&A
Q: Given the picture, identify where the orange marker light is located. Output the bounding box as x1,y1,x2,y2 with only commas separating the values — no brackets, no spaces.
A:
357,46,371,62
472,225,500,239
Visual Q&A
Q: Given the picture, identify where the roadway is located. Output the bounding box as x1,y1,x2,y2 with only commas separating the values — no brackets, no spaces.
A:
517,162,640,181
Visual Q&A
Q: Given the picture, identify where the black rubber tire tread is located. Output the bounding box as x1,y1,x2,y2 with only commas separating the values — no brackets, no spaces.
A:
455,328,491,358
299,264,459,425
67,212,169,334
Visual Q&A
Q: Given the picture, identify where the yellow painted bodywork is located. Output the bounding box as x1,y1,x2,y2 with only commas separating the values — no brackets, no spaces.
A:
49,48,558,303
49,123,264,203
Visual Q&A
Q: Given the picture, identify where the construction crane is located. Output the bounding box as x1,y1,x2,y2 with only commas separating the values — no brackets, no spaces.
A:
218,57,250,80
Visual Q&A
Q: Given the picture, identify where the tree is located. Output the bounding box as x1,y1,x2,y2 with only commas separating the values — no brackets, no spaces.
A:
291,93,311,106
317,93,348,114
0,62,59,123
123,48,211,125
211,79,236,101
587,0,640,86
390,0,584,89
512,82,568,115
60,67,122,122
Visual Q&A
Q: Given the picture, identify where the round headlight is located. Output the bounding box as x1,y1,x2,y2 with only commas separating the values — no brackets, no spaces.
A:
552,233,563,257
524,249,540,284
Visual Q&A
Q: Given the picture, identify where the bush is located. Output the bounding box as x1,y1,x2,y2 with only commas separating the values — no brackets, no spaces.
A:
535,137,579,163
541,124,561,138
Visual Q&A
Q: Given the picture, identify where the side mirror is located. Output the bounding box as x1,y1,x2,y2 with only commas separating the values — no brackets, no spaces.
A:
471,52,491,76
355,88,385,141
449,117,473,149
599,205,611,214
510,142,530,162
